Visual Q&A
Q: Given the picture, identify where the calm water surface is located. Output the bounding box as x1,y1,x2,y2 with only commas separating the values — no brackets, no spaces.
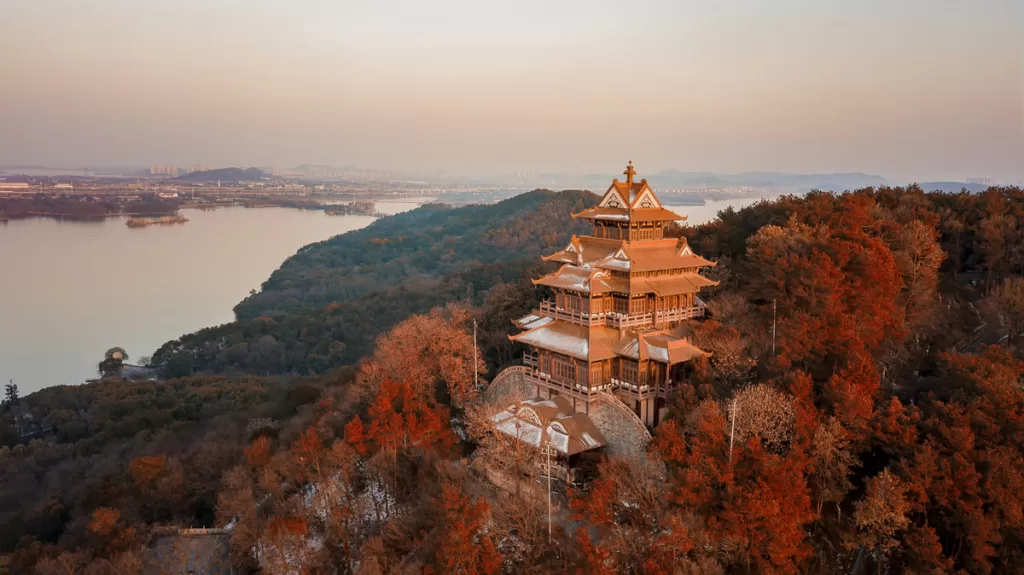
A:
0,202,421,393
664,196,774,226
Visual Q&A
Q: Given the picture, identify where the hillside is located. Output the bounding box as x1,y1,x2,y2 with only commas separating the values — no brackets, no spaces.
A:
4,185,1024,574
150,189,597,376
171,167,270,183
234,189,596,319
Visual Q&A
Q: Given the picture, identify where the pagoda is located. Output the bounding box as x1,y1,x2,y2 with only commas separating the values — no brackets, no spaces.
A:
510,162,717,427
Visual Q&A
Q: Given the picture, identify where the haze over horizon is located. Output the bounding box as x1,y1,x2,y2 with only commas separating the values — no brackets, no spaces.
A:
2,0,1022,183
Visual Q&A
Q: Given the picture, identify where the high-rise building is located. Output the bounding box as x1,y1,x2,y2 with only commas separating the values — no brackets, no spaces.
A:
150,165,180,177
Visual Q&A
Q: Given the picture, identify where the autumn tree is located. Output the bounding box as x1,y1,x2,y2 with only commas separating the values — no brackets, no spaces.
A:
129,455,167,490
743,194,912,378
570,457,701,574
983,276,1024,345
850,469,911,560
368,304,486,407
731,383,796,454
87,507,138,556
430,484,501,575
891,347,1024,573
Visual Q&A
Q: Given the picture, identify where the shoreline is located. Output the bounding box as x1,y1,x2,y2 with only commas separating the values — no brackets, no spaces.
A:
1,205,395,395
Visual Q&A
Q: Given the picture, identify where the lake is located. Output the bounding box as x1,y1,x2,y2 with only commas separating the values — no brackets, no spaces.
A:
0,194,769,395
0,201,423,394
663,195,773,226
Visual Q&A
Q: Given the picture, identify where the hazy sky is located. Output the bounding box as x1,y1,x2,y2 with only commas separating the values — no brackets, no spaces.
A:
2,0,1021,182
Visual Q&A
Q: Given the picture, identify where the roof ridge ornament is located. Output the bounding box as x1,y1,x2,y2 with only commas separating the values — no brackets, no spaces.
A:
624,160,636,188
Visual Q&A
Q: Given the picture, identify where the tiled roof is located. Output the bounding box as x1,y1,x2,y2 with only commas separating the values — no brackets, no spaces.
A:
491,396,608,456
532,265,628,294
543,237,714,274
624,239,717,272
533,265,594,293
614,330,709,365
512,314,555,330
509,322,620,361
571,206,685,222
632,273,719,296
542,235,623,266
512,319,708,366
511,321,591,360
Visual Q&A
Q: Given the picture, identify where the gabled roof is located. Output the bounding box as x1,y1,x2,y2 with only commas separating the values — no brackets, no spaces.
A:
630,184,662,209
542,235,622,266
623,239,717,272
491,396,608,456
532,264,628,294
572,164,684,223
598,186,629,209
614,330,709,365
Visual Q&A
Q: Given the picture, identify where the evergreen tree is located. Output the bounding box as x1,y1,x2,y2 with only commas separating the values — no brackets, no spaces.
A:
3,380,17,406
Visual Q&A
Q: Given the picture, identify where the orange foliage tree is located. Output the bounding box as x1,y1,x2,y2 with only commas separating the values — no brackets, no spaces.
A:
368,304,485,407
429,484,501,575
129,454,166,489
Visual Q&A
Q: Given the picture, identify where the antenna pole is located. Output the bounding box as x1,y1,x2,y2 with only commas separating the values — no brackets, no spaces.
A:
729,397,737,466
547,441,552,542
771,299,777,356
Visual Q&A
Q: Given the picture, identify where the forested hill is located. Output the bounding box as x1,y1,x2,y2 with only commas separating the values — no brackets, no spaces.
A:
5,185,1024,573
151,189,597,377
234,189,597,319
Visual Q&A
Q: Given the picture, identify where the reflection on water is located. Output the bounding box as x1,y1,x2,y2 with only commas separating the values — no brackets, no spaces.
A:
0,206,411,393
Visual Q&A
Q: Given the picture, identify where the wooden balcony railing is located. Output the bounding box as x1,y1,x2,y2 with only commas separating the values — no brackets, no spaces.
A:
607,303,706,329
537,298,707,330
537,299,605,327
523,369,615,398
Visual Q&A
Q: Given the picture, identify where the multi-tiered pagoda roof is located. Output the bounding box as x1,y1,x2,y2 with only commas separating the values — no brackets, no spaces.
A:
506,162,718,427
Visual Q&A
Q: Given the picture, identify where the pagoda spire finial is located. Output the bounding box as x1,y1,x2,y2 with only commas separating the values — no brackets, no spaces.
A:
624,160,636,187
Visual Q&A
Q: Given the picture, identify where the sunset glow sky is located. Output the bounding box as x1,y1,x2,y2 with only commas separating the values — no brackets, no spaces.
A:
2,0,1022,182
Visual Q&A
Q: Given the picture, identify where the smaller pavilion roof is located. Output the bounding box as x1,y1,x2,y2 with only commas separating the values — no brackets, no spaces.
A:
491,396,608,456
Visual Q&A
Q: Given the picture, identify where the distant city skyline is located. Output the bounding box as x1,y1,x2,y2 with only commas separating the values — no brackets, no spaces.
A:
1,0,1021,183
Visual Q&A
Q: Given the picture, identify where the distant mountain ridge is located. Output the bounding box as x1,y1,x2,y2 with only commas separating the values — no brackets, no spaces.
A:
172,167,272,182
478,169,889,192
646,170,888,191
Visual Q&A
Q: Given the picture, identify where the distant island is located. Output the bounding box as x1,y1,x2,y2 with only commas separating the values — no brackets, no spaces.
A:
125,214,188,228
324,200,379,216
0,195,180,221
